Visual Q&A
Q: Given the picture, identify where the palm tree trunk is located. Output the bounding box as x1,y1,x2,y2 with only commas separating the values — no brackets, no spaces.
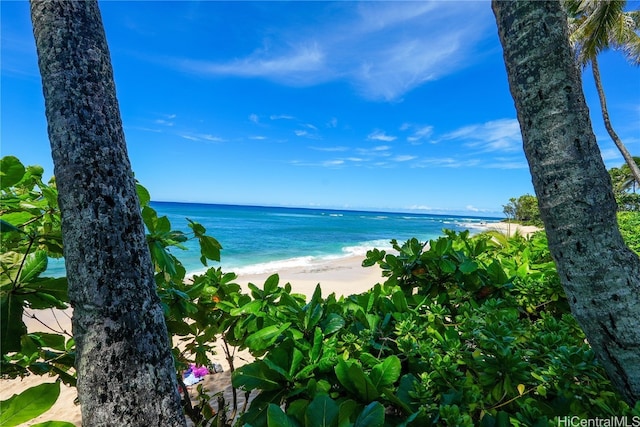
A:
30,1,186,425
493,0,640,404
591,56,640,186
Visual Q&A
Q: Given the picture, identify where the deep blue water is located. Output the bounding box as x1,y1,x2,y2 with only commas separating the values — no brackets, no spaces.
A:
46,202,500,276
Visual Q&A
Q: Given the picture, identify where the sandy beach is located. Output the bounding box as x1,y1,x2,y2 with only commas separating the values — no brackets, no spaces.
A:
0,222,541,426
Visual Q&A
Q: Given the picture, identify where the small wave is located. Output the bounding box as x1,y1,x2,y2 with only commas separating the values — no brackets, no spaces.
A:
341,239,394,256
231,256,317,275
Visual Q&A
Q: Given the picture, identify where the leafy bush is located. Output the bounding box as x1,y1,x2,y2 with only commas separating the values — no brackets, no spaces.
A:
224,230,639,426
618,211,640,254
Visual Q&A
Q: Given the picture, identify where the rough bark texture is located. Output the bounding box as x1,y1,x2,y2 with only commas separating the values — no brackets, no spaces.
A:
591,56,640,186
492,0,640,404
30,1,187,425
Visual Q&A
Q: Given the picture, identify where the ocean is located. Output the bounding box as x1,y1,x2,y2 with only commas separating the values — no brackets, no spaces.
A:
46,202,501,277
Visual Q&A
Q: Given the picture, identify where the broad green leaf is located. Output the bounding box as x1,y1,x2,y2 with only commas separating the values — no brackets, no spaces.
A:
304,302,323,330
459,260,479,274
22,290,67,310
187,219,206,236
439,258,456,274
232,360,282,391
335,359,358,395
305,394,339,427
0,156,26,190
198,235,221,264
230,300,263,316
263,274,279,294
290,347,304,378
267,404,299,427
370,356,401,389
348,362,379,401
19,250,48,283
135,183,151,206
321,313,345,335
156,215,171,234
245,322,291,352
22,278,68,303
141,206,158,232
0,382,60,426
391,290,408,312
354,402,384,427
310,327,323,362
338,399,358,427
40,186,58,209
29,332,66,351
1,293,26,355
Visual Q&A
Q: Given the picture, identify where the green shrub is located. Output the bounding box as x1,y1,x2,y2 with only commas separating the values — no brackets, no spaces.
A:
618,211,640,254
226,230,639,426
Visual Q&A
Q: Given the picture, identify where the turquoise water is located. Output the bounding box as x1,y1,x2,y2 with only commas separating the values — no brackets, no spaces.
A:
46,202,500,277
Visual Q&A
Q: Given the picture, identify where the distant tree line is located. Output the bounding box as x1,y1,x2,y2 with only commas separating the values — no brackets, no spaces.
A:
505,159,640,226
502,194,542,226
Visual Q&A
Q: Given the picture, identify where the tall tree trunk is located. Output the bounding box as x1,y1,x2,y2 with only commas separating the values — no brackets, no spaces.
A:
493,0,640,404
591,56,640,186
29,1,187,425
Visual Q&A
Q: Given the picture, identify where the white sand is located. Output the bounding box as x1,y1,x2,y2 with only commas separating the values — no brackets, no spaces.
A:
471,221,542,237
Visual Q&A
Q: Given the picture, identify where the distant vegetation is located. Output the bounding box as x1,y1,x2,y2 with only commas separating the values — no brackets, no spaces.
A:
502,194,542,227
2,156,639,426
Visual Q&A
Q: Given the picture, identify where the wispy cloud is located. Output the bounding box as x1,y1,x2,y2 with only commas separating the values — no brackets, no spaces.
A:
270,114,295,120
439,119,522,153
165,1,492,101
404,125,434,143
393,155,417,162
367,130,396,142
249,114,260,124
310,146,349,152
177,43,327,86
180,133,224,143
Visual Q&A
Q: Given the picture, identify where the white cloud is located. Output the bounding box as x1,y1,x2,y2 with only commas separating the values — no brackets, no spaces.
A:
406,125,434,143
178,43,327,86
294,130,308,137
327,117,338,128
155,119,174,126
322,159,345,167
250,135,267,140
372,145,391,151
393,155,417,162
440,119,522,153
167,1,492,101
367,130,396,142
249,114,260,124
270,114,295,120
179,133,224,143
310,146,349,152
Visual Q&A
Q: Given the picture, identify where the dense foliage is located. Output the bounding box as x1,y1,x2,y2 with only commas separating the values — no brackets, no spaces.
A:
2,156,639,426
609,158,640,211
502,195,542,226
618,211,640,254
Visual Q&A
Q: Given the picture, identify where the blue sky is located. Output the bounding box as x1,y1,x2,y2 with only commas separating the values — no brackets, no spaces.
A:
2,1,639,217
